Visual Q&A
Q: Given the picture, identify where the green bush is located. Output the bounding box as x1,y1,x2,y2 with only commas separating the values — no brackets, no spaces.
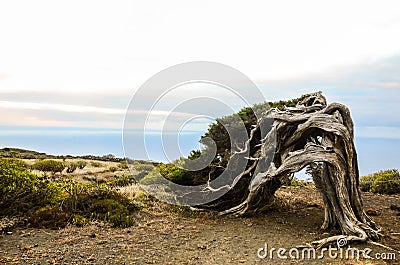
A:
290,178,307,187
1,158,140,228
156,163,186,183
0,158,54,216
109,166,118,172
90,161,103,167
118,161,129,170
360,169,400,195
370,169,400,195
359,174,376,192
76,160,87,169
33,159,65,174
72,214,90,227
89,199,134,228
57,183,139,228
107,174,139,187
108,213,134,228
30,206,70,229
139,171,162,185
66,162,78,173
2,158,29,169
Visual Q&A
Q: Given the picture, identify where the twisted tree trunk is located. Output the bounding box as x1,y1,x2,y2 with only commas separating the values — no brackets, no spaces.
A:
202,92,380,247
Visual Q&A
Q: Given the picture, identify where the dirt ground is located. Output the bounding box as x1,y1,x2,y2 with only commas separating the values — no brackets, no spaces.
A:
1,186,399,265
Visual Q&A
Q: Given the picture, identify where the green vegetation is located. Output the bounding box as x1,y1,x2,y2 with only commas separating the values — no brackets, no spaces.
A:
0,148,50,160
139,170,161,185
72,214,90,227
136,163,188,186
133,163,155,172
109,166,118,172
0,158,141,229
90,161,103,167
76,160,87,169
201,95,307,163
65,160,86,173
2,157,30,169
156,163,186,183
106,174,141,188
0,148,123,162
359,174,376,192
289,177,309,188
32,159,65,174
0,158,54,216
30,206,70,229
141,95,310,187
89,199,134,228
360,169,400,195
66,162,78,173
118,161,129,170
169,205,198,217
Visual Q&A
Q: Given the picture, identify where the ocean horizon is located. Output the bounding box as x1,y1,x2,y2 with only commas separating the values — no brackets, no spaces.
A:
0,126,398,178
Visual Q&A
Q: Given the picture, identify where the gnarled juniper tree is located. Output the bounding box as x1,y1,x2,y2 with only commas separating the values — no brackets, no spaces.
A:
191,92,380,247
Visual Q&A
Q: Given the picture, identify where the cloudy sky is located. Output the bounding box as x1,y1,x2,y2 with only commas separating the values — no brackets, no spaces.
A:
0,0,399,175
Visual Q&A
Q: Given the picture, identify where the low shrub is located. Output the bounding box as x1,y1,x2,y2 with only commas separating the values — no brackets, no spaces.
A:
109,166,118,172
118,161,129,170
76,160,87,169
371,169,400,195
0,158,54,216
3,158,29,170
72,214,90,227
359,175,376,192
290,178,307,187
156,163,186,183
90,161,103,167
135,190,151,201
169,205,197,217
30,206,70,229
1,158,140,229
139,171,162,185
107,174,138,187
360,169,400,195
66,162,78,173
89,199,134,228
32,159,65,174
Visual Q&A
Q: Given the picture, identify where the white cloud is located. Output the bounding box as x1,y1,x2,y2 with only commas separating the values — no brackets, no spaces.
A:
1,0,400,139
1,0,400,93
0,101,126,114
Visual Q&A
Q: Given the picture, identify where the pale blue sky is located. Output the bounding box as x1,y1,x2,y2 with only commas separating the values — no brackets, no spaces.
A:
0,1,399,176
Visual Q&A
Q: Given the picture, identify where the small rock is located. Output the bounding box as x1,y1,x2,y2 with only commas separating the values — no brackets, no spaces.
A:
390,205,400,211
6,231,12,235
366,209,379,216
89,233,96,238
34,243,39,247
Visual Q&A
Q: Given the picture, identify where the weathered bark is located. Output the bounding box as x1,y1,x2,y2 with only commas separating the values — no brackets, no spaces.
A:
201,92,380,247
